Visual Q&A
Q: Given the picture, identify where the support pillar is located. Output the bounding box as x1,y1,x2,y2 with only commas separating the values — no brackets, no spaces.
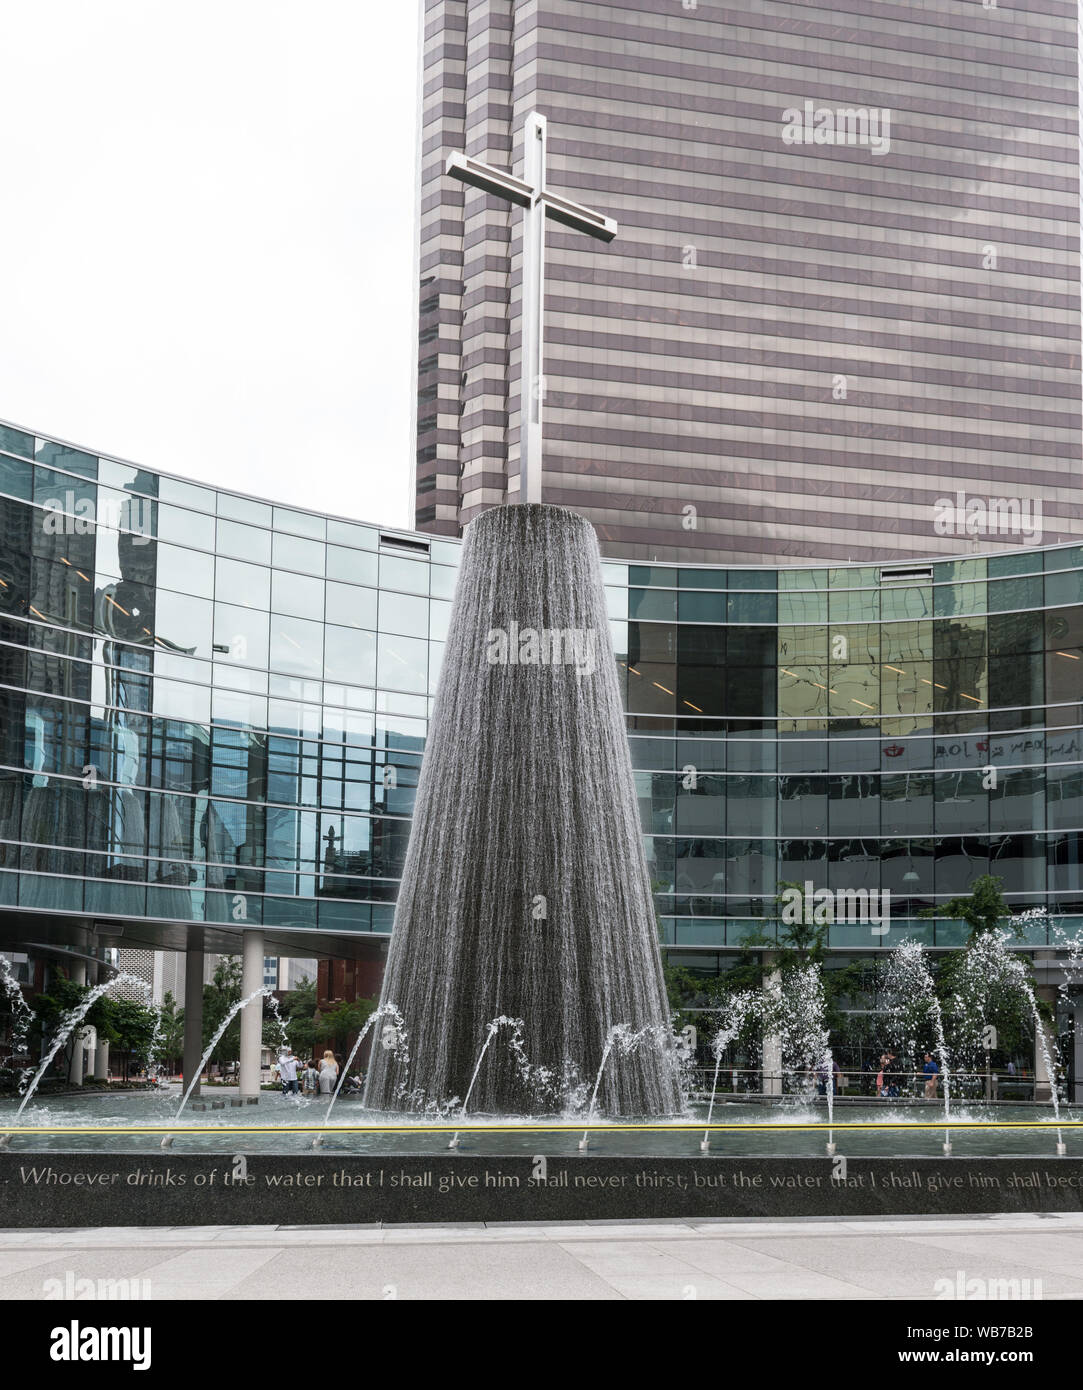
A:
89,959,109,1082
1034,983,1058,1104
182,926,205,1100
1073,992,1082,1107
67,959,87,1086
239,930,264,1099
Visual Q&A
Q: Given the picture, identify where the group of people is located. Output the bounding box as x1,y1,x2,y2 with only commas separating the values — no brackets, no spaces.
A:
872,1050,939,1099
273,1049,363,1098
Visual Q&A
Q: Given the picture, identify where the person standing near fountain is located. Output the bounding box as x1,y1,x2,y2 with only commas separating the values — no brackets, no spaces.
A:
318,1050,338,1096
923,1052,940,1100
277,1048,300,1096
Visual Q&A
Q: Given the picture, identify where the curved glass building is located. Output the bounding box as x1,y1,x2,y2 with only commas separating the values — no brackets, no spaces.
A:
611,549,1083,961
0,418,1080,1096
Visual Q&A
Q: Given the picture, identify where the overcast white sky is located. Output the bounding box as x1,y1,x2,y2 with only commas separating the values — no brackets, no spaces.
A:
0,1,420,529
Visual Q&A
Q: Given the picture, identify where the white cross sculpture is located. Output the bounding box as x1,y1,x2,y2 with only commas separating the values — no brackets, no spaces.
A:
446,112,618,506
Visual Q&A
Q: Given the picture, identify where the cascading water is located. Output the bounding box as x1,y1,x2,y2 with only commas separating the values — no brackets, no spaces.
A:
15,971,152,1117
265,993,290,1053
0,956,33,1080
363,504,682,1116
144,1005,165,1084
576,1023,670,1147
883,938,952,1121
322,1004,409,1129
447,1015,524,1149
775,963,835,1152
172,986,274,1121
956,931,1065,1153
778,963,831,1104
701,991,762,1150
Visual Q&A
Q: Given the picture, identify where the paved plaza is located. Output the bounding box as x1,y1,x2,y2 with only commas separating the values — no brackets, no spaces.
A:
1,1213,1081,1300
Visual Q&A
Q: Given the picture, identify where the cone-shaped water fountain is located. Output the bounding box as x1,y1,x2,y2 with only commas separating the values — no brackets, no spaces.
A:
364,503,681,1116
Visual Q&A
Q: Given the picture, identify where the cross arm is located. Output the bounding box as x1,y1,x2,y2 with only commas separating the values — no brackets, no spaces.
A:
445,151,534,208
542,189,618,243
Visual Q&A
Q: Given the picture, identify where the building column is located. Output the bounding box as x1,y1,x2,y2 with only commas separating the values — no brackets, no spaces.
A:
67,960,87,1086
1034,983,1058,1104
239,930,264,1099
88,958,110,1082
762,954,783,1096
182,926,205,1100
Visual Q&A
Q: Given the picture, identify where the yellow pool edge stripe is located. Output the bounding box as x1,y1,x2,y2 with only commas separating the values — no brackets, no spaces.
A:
1,1121,1082,1136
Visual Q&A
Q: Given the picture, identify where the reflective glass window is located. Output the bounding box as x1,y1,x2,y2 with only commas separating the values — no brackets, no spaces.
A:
152,678,211,724
327,546,378,586
629,588,677,621
154,591,213,658
274,506,325,540
430,565,457,600
1046,570,1083,606
324,625,376,686
678,591,725,623
0,453,31,500
273,532,325,576
215,556,270,611
325,581,377,631
271,571,324,621
0,424,34,458
217,519,272,566
379,554,429,596
157,504,215,551
378,632,428,694
159,477,215,511
327,519,378,549
157,541,214,600
218,493,272,527
429,601,451,643
379,591,429,639
270,616,323,677
213,602,269,669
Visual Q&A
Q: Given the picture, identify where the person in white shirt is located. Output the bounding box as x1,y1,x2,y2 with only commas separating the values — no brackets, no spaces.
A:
277,1049,300,1096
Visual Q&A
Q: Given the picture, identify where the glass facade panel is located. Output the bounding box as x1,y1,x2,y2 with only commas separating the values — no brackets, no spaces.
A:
273,531,325,576
217,519,272,566
325,582,377,631
271,570,324,621
270,615,324,678
3,422,1082,955
216,557,270,611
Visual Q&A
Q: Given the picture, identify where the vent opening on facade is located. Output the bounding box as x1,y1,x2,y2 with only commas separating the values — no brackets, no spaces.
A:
380,533,430,556
879,566,934,583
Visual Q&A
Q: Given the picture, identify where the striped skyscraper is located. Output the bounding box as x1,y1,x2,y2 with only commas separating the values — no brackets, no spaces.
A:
414,0,1082,563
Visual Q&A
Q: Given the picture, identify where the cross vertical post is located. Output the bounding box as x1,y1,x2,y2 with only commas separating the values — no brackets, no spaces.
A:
519,112,547,504
446,112,617,509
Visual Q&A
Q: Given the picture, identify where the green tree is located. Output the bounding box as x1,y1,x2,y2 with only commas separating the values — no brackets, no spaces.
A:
29,973,106,1078
99,998,158,1081
774,881,830,961
315,997,376,1055
926,877,1050,1064
156,992,185,1072
280,976,318,1060
929,873,1014,942
202,957,243,1070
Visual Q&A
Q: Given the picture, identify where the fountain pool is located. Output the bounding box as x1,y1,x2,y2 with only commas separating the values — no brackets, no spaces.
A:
2,1090,1079,1159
